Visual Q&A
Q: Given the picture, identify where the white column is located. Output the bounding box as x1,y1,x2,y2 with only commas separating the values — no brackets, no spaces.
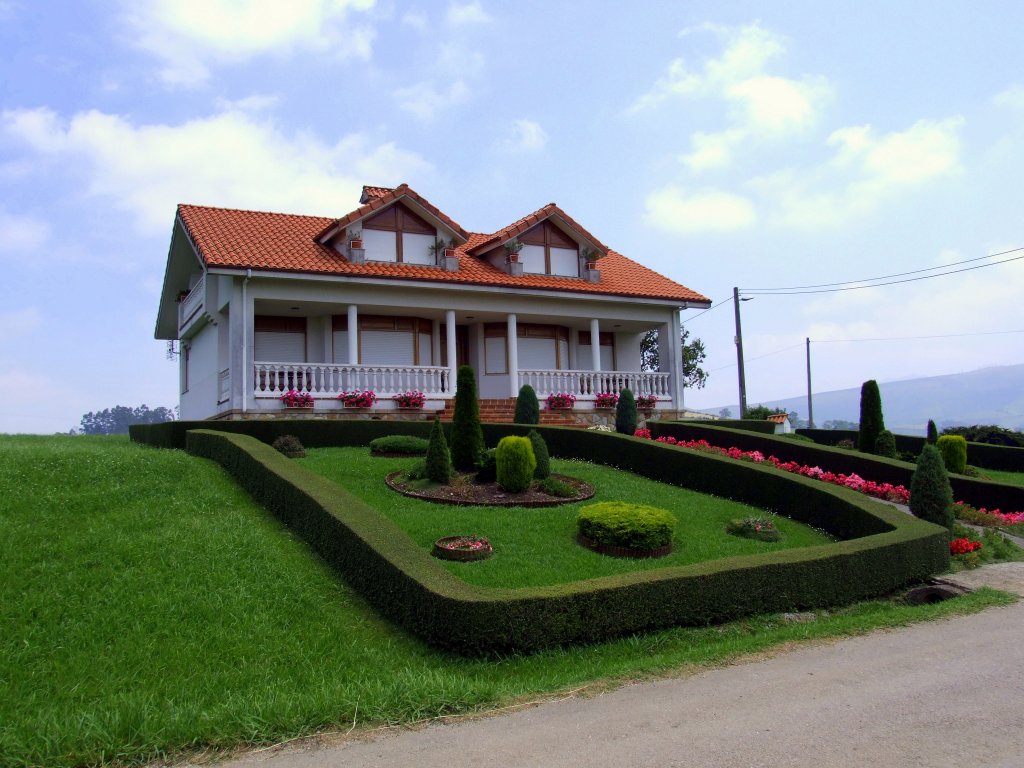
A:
431,319,441,365
507,313,519,396
670,310,683,408
229,277,245,411
347,304,358,364
446,309,457,394
590,318,602,371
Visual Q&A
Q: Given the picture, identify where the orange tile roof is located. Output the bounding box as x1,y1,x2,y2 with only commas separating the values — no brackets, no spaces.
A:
359,185,392,203
176,200,711,305
314,184,470,243
468,202,610,256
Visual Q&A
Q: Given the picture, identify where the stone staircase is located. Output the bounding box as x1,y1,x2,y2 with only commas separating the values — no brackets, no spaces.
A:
437,398,583,426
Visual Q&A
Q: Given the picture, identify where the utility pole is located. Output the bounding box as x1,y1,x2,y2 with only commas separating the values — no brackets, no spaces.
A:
733,287,748,417
806,337,814,429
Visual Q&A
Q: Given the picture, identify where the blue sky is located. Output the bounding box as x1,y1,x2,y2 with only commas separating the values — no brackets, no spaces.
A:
2,1,1023,433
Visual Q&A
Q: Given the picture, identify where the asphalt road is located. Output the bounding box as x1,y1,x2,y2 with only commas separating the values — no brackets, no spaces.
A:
187,565,1024,768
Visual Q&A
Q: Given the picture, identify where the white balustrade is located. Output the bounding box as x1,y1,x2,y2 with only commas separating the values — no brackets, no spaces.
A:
177,276,205,331
518,369,671,402
253,362,451,398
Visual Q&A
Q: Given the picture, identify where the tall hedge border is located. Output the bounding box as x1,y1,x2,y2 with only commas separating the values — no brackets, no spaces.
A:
656,422,1024,513
797,427,1024,472
161,422,948,655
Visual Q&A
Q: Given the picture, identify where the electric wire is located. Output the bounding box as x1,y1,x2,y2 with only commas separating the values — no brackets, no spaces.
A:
681,296,732,325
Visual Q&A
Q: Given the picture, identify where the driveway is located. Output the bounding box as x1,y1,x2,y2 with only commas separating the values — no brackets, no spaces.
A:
189,565,1024,768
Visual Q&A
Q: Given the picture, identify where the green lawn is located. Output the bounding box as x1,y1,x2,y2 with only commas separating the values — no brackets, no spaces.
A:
0,435,1013,768
979,467,1024,488
298,448,835,588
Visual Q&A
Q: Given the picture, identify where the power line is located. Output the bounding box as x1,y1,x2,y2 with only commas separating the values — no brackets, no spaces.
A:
708,342,804,372
741,247,1024,296
681,296,732,325
813,329,1024,343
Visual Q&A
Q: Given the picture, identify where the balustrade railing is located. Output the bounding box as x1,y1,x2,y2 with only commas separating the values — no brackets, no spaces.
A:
253,362,451,397
518,369,671,401
177,276,205,331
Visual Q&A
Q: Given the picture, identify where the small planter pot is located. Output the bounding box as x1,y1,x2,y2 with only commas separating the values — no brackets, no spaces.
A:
576,533,672,559
432,536,493,562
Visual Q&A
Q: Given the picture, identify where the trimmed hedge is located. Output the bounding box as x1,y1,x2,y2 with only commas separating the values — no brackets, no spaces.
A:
655,422,1024,513
707,419,779,435
798,427,1024,472
176,424,948,655
369,435,429,455
578,502,676,549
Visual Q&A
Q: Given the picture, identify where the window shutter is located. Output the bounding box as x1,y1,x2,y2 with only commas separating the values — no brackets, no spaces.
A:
363,229,397,262
520,244,546,274
485,336,507,373
254,331,306,362
332,331,349,364
402,232,436,265
519,337,557,369
549,247,578,276
361,330,415,365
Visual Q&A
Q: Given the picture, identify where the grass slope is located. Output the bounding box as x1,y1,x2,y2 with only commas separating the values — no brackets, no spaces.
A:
299,448,835,588
0,435,1013,768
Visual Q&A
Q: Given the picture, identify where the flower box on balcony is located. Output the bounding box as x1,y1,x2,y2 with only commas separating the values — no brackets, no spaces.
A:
594,392,618,409
392,390,427,409
545,392,577,410
280,389,314,408
339,390,377,409
636,395,658,410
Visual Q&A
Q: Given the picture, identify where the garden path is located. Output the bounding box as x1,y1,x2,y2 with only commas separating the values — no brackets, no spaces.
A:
188,564,1024,768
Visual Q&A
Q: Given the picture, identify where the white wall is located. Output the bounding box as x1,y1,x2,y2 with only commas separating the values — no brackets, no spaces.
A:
180,321,220,420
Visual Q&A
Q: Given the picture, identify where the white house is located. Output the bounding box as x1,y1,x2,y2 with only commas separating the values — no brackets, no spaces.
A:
154,184,711,420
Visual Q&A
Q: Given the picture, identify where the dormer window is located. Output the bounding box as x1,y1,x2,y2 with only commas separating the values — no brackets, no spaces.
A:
519,220,579,277
361,203,437,265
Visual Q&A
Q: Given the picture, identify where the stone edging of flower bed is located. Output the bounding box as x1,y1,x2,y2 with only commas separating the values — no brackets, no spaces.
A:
385,471,595,508
432,536,493,562
575,533,673,559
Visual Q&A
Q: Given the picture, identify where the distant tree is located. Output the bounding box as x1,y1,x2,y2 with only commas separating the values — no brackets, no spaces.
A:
788,411,808,429
78,405,176,435
719,408,732,419
640,328,709,389
822,419,858,431
857,380,885,454
742,405,784,420
941,424,1024,447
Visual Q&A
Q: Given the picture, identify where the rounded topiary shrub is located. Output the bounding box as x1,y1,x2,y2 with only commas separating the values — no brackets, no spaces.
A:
615,389,637,435
495,436,536,492
514,384,540,425
271,434,305,458
936,434,968,475
369,435,429,455
910,444,954,530
528,429,550,479
874,429,897,459
576,501,676,551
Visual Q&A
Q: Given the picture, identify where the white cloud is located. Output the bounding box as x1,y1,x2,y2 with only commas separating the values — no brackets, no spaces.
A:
503,119,548,152
994,84,1024,111
214,93,281,112
394,80,469,122
122,0,377,85
2,107,432,236
644,185,757,234
753,117,964,229
0,210,50,254
447,1,491,26
631,24,831,172
0,307,41,338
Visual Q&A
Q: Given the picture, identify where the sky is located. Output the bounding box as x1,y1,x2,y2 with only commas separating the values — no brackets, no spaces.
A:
2,1,1023,434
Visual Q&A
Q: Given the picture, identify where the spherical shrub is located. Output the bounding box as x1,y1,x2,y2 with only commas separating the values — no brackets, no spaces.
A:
936,434,968,474
514,384,540,425
910,444,954,530
577,501,676,550
528,429,550,479
369,435,429,455
271,434,305,458
495,435,536,492
615,389,637,435
425,418,452,484
874,430,897,459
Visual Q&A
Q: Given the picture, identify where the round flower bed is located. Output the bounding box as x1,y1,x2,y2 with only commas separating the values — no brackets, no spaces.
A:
726,516,781,542
432,535,493,562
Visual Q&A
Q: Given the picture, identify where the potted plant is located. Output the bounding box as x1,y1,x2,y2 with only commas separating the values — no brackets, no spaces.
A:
428,238,446,261
338,389,377,408
545,392,577,410
443,238,458,259
280,389,314,408
503,238,524,262
581,246,602,267
636,394,658,410
393,390,427,409
348,230,363,250
594,392,618,409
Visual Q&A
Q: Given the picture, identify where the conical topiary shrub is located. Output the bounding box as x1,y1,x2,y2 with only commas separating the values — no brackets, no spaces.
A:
451,365,484,471
858,380,885,453
514,384,540,425
615,388,637,435
910,444,954,530
528,429,550,479
425,417,451,484
926,419,938,445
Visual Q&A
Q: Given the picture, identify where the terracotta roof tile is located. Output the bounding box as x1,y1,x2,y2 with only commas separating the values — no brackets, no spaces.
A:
176,202,710,305
360,185,393,203
314,184,470,243
469,203,611,256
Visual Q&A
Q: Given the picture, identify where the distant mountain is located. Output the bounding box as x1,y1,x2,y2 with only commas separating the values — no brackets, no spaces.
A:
708,364,1024,436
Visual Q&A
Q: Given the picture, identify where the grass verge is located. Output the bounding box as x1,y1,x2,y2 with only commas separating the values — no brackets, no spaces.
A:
0,435,1014,768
